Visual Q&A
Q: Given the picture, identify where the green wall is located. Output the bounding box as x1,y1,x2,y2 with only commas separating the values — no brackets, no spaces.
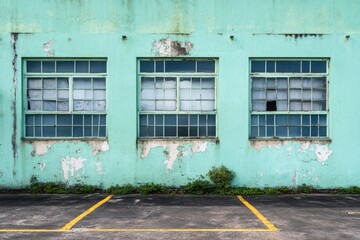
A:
0,0,359,188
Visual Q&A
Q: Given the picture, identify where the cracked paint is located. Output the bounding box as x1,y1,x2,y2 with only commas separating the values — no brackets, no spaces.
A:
152,38,193,57
43,39,54,57
315,145,333,163
140,140,208,170
61,156,86,180
31,141,56,155
88,141,109,156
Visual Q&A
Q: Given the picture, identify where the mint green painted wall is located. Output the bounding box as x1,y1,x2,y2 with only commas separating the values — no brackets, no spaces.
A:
0,0,359,188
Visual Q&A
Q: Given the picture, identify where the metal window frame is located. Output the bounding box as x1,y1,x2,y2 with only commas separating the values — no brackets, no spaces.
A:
137,58,218,139
249,58,330,139
23,58,108,139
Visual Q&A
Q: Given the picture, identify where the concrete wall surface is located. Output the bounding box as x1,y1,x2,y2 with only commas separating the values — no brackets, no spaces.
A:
0,0,359,188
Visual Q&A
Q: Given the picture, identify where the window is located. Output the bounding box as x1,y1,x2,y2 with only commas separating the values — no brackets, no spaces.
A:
138,59,216,138
24,59,107,138
250,59,328,138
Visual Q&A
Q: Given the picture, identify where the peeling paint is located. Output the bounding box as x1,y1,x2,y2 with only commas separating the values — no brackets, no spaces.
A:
95,161,103,175
152,38,193,57
140,140,208,170
43,40,54,57
38,163,46,171
88,141,109,156
61,156,86,180
315,145,333,163
299,142,310,151
31,141,55,155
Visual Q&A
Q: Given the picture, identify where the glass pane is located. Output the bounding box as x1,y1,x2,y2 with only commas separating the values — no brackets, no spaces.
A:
252,90,265,100
180,78,191,88
164,78,176,88
90,61,106,73
208,126,216,136
276,61,300,72
267,90,276,100
311,126,318,137
319,126,327,137
267,115,274,125
155,89,165,99
277,101,288,111
155,115,163,125
319,115,327,126
276,115,287,125
313,89,326,100
56,61,74,73
26,126,34,137
266,61,275,72
311,61,326,73
191,101,201,111
311,115,318,125
251,61,265,72
191,89,201,99
74,78,92,89
302,61,310,73
190,115,198,125
302,78,311,88
289,127,301,137
252,78,266,88
73,115,83,125
302,115,310,125
252,101,266,111
312,77,326,88
289,90,301,99
277,78,288,88
165,115,176,125
192,78,201,88
180,90,190,100
93,78,106,89
201,89,215,100
164,126,176,136
43,126,55,137
155,78,164,88
140,60,154,72
180,101,191,111
43,101,56,111
155,126,163,136
155,61,164,72
57,126,72,137
142,77,155,88
57,101,69,111
178,127,188,136
73,126,83,137
312,101,326,110
277,90,287,100
302,90,311,100
197,61,215,72
190,126,198,136
58,115,72,125
43,78,56,89
199,126,206,136
164,101,176,111
84,115,92,125
42,61,55,73
76,61,89,73
289,115,301,125
94,101,106,111
199,115,206,125
27,61,41,72
28,90,42,100
73,101,92,111
58,90,69,99
73,90,93,100
28,78,42,88
290,78,302,88
164,90,176,100
290,101,302,111
201,101,214,111
276,126,287,137
208,115,216,125
26,115,34,125
251,127,258,137
302,126,310,136
267,78,276,88
57,78,69,88
165,61,196,72
155,101,165,110
302,102,311,111
43,115,55,125
267,126,274,136
141,89,155,100
94,90,106,100
141,101,155,111
202,78,215,88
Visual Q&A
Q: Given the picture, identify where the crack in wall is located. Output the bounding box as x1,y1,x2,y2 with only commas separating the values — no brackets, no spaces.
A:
11,33,18,171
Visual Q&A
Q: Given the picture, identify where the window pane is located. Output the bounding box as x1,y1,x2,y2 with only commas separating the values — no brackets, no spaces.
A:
42,61,55,73
57,61,74,73
74,78,92,89
311,61,326,73
43,78,56,89
74,101,92,111
140,60,154,72
27,61,41,72
266,61,275,72
197,61,215,72
90,61,106,73
165,115,176,125
93,78,106,89
57,115,72,125
251,61,265,72
57,78,69,88
57,101,69,111
43,101,56,111
94,101,106,111
155,61,164,72
141,101,155,111
165,61,196,72
57,126,72,137
202,78,215,88
43,126,55,137
276,61,300,72
76,61,89,73
28,78,42,88
142,77,154,88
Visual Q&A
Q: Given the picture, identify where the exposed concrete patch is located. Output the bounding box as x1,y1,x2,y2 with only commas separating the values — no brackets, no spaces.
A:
88,141,109,156
152,38,193,57
31,141,56,156
315,145,333,164
43,40,54,57
60,156,86,180
95,161,103,175
38,163,46,171
251,140,287,151
140,140,209,171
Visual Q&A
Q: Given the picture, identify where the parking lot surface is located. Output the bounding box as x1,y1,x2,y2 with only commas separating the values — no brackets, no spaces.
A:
0,194,359,240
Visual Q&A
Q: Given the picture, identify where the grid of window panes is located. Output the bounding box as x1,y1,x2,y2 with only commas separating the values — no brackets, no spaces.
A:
250,60,328,138
251,114,327,138
139,59,216,138
140,114,216,137
25,60,107,138
25,114,106,138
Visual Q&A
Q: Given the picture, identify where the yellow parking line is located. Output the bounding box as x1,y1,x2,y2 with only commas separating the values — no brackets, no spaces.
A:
85,228,274,232
237,195,279,231
61,195,112,231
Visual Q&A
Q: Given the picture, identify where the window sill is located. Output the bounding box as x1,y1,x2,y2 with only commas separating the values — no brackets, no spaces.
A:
22,138,107,142
137,138,219,144
249,137,331,144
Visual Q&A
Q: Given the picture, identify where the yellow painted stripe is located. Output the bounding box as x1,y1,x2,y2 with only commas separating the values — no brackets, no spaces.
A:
85,228,274,232
237,196,279,231
61,195,112,231
0,229,66,233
